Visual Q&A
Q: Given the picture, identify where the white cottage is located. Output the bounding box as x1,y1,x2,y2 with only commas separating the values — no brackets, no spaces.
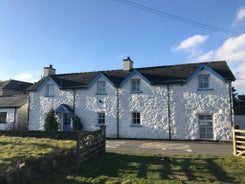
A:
28,59,235,141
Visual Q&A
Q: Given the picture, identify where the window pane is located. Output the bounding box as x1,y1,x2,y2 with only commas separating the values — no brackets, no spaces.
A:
47,84,54,96
131,79,140,92
132,112,140,124
97,81,106,94
0,112,7,123
198,75,209,89
199,114,213,139
98,112,105,124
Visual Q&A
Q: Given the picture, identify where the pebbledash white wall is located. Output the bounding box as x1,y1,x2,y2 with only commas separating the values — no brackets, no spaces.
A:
28,68,233,140
0,108,16,130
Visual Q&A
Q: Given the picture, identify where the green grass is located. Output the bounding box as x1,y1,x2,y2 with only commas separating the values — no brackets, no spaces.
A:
1,136,244,184
0,135,76,173
33,152,245,184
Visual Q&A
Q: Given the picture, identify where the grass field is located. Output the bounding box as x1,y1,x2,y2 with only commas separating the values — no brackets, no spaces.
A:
0,135,76,174
34,152,245,184
1,135,244,184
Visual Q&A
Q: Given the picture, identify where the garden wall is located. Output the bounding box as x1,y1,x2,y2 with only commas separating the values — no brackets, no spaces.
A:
2,127,105,184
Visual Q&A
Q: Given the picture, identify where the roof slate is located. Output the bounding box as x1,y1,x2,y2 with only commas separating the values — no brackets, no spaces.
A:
0,95,28,108
0,80,33,91
28,61,235,91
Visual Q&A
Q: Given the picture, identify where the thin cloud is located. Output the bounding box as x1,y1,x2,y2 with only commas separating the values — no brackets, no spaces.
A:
236,7,245,22
196,33,245,62
15,72,40,83
195,33,245,94
172,35,209,51
232,7,245,26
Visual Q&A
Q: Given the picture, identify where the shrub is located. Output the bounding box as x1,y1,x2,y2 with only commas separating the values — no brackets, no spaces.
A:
72,115,83,131
44,109,58,131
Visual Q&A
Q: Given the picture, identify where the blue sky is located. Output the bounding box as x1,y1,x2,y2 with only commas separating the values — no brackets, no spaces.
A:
0,0,245,93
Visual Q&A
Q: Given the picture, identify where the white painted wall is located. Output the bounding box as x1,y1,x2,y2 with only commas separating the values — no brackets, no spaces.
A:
28,69,233,140
0,108,15,130
29,79,74,130
170,69,232,141
74,77,118,138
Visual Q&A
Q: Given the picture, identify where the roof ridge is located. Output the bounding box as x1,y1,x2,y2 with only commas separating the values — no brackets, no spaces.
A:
51,60,227,77
136,60,226,70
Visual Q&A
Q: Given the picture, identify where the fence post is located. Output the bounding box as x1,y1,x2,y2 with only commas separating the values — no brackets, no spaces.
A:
232,125,237,156
76,131,81,156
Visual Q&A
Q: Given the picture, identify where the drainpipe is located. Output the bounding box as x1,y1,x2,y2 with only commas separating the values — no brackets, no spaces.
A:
167,84,171,139
116,86,120,139
228,82,234,127
27,94,31,130
13,107,17,130
73,88,76,115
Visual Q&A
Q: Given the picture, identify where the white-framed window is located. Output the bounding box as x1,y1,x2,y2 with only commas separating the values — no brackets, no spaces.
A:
199,114,213,139
98,112,105,125
46,84,54,96
198,75,209,89
0,112,7,124
132,112,140,125
131,79,140,92
97,81,106,94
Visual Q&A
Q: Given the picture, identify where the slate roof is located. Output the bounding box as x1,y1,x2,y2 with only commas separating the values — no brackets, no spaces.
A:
0,95,28,108
28,61,235,91
0,80,33,92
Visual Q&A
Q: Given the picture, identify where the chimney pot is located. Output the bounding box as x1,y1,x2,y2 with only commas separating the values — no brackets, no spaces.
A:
123,57,133,71
43,65,56,77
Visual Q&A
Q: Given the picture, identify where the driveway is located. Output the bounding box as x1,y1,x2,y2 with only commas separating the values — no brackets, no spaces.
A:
106,139,233,155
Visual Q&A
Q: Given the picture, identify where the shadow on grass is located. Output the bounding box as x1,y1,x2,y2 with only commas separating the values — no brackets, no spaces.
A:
33,152,240,184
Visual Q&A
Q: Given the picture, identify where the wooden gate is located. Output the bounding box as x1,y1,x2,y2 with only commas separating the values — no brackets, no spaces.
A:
232,126,245,158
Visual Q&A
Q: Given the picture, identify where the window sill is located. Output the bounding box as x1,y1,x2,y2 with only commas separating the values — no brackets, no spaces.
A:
130,91,143,94
95,124,106,127
130,124,143,127
197,88,214,91
0,122,7,124
96,93,107,95
45,95,54,97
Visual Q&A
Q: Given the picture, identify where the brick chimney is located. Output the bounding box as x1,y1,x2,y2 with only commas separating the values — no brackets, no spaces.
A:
43,65,56,77
123,57,133,71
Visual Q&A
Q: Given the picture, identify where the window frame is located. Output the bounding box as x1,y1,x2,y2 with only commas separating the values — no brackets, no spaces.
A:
199,114,213,139
98,112,105,125
131,112,141,125
46,84,54,97
131,79,141,93
0,112,7,124
198,74,210,89
97,81,106,95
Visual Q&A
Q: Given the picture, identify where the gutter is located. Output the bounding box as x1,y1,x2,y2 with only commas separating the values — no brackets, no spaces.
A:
167,84,171,139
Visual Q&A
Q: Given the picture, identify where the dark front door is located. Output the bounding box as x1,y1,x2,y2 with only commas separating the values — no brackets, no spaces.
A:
63,113,71,131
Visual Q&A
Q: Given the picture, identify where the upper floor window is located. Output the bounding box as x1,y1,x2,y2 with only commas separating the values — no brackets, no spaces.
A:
131,79,141,93
46,84,54,96
98,112,105,125
97,81,106,95
0,112,7,124
198,75,209,89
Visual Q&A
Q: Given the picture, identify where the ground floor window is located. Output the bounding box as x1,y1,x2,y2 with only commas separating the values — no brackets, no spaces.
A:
132,112,140,125
0,112,7,123
199,114,213,139
98,112,105,125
